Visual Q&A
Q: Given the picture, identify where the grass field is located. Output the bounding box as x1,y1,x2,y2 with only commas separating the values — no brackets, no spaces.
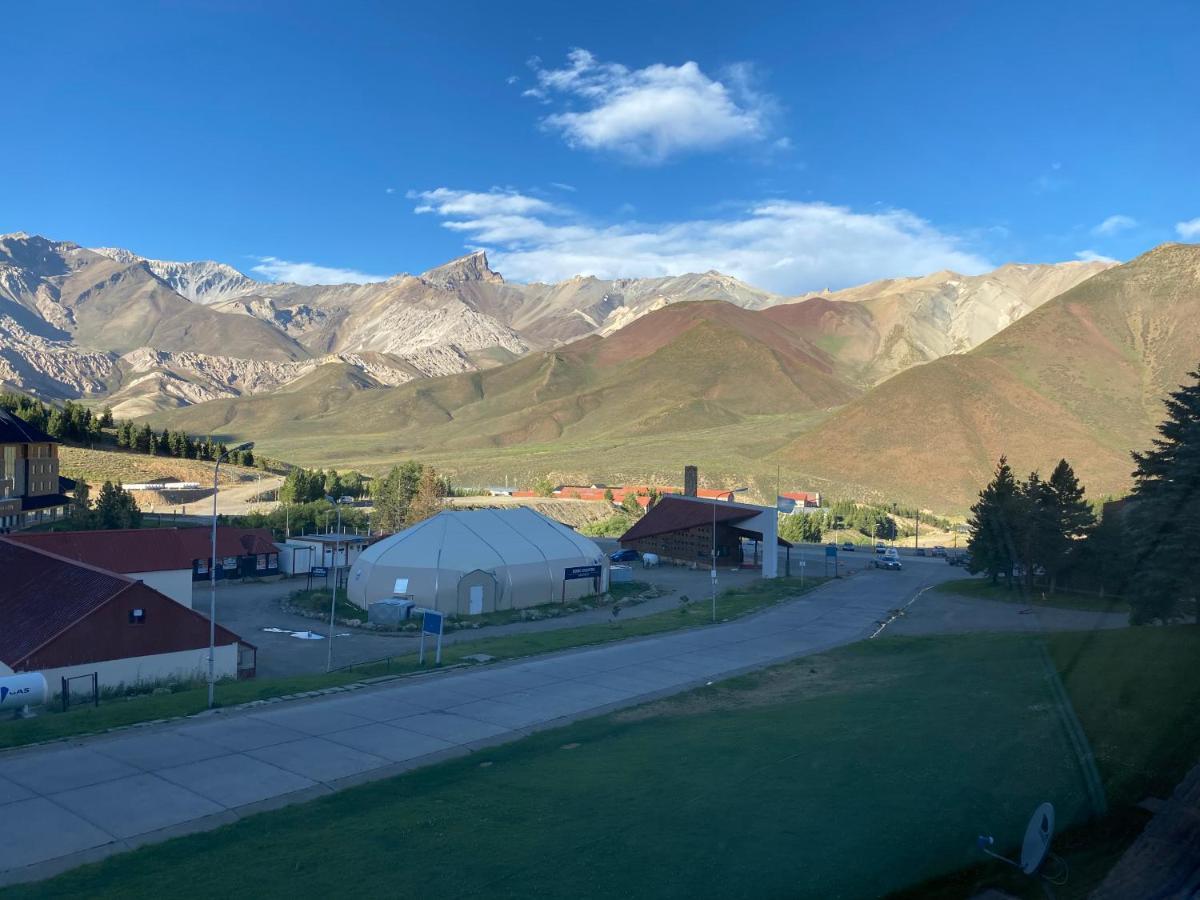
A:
7,628,1165,900
58,446,260,488
0,577,825,751
935,577,1130,614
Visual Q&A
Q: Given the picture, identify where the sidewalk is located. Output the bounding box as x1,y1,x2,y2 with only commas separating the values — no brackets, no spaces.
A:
0,566,938,886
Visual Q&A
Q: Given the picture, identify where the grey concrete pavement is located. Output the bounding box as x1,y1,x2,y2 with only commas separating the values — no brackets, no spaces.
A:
210,561,784,678
1,562,945,884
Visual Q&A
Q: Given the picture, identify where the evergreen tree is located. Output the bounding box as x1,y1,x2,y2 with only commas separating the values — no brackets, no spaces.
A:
1126,366,1200,623
1043,459,1095,590
967,456,1023,586
70,479,93,527
46,409,67,440
94,481,142,529
99,407,114,429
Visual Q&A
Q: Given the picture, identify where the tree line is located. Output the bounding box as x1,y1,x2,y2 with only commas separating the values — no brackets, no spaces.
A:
967,365,1200,624
278,467,369,503
0,392,264,468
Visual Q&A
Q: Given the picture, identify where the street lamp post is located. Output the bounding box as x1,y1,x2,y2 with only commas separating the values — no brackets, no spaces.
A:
208,440,254,710
325,495,346,672
711,487,747,623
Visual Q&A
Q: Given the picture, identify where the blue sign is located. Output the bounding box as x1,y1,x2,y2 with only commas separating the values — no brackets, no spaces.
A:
825,545,838,558
564,564,602,580
311,566,329,577
422,610,444,636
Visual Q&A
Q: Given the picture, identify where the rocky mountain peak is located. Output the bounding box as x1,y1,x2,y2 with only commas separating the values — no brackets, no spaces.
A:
420,250,504,289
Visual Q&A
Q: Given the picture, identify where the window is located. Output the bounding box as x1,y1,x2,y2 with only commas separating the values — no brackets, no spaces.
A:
256,554,267,571
223,556,238,571
196,558,208,575
128,608,145,625
268,552,279,569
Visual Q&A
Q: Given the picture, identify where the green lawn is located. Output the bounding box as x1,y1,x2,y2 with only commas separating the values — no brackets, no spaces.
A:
894,625,1200,899
0,577,825,751
11,628,1177,900
934,576,1129,614
8,622,1194,898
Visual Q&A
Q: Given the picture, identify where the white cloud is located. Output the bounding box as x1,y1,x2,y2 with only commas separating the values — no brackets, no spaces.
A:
1176,217,1200,240
251,256,388,285
412,187,993,294
1091,214,1136,236
1074,249,1119,263
523,49,775,163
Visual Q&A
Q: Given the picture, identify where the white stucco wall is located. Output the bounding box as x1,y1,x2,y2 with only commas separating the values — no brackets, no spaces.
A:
130,569,193,606
36,644,239,694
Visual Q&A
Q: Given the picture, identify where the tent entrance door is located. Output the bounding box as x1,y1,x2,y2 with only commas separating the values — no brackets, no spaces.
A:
468,585,484,615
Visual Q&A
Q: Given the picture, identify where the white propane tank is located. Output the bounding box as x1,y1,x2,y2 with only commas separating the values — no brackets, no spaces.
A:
0,672,49,710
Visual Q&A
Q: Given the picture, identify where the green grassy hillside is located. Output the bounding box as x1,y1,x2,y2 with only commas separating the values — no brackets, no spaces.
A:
145,301,858,483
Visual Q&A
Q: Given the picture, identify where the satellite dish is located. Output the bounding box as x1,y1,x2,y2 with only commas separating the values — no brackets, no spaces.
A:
976,802,1064,884
1019,802,1055,874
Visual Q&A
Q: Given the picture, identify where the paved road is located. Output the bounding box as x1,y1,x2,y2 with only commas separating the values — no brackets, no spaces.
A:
213,565,767,678
0,562,948,884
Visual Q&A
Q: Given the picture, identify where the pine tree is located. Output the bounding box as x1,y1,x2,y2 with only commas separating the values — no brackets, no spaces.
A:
71,479,92,527
1043,459,1095,590
46,409,67,440
967,456,1023,586
1126,366,1200,623
99,407,114,429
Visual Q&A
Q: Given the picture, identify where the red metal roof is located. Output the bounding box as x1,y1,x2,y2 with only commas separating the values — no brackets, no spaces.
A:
0,538,247,668
7,526,278,573
0,539,132,665
619,495,759,542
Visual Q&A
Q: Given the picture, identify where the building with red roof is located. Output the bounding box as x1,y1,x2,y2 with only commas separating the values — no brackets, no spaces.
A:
0,538,254,689
618,494,789,577
7,526,280,606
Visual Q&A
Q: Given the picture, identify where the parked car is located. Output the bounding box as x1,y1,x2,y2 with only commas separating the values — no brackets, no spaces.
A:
610,548,639,562
915,548,927,557
874,558,903,570
875,543,887,554
932,546,947,557
841,541,856,551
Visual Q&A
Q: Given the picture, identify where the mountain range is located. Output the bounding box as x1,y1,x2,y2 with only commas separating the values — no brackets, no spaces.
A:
8,228,1186,512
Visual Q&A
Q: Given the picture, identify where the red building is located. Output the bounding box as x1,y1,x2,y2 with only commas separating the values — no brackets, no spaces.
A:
0,538,254,690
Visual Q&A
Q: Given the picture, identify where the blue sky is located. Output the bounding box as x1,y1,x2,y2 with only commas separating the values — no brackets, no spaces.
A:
3,0,1197,293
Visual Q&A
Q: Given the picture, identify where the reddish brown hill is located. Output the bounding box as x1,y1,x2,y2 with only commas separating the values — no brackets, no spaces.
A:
777,243,1200,510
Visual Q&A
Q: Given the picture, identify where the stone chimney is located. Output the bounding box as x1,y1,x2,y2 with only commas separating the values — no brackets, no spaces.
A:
683,466,698,497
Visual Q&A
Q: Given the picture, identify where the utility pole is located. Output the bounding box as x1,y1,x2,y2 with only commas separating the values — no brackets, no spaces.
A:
914,509,919,551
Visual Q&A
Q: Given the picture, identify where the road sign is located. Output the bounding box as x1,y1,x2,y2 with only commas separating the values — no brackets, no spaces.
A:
421,610,444,636
564,564,602,580
825,545,837,558
311,566,329,577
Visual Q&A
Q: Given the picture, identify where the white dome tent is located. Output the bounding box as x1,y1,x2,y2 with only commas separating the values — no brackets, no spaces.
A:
347,508,608,616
